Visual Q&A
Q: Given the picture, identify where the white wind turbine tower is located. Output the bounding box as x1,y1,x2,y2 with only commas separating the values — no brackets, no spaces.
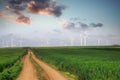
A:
9,33,14,47
104,35,109,45
97,35,106,46
2,39,5,47
46,39,49,46
64,39,68,46
46,35,50,46
66,31,74,46
19,39,23,47
2,39,8,47
0,39,2,47
10,37,14,47
83,31,89,46
80,34,83,46
83,36,87,46
5,40,9,47
97,39,101,45
19,35,24,47
105,40,109,45
70,35,74,46
63,40,67,46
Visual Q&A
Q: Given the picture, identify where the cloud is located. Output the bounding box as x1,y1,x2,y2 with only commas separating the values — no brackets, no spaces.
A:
0,10,6,18
90,23,103,27
13,10,31,24
63,22,75,30
70,17,80,21
70,17,87,21
8,0,65,16
15,14,31,24
26,0,65,17
62,20,88,31
8,0,27,11
0,0,65,24
61,18,103,32
0,10,31,24
53,29,61,33
77,22,88,29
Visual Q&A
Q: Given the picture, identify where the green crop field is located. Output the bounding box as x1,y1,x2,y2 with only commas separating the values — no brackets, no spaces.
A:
0,48,26,80
32,46,120,80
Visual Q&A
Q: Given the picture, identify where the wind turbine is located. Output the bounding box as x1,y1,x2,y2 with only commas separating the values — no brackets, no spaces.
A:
9,33,14,47
97,39,100,45
64,39,68,46
19,39,23,47
2,39,8,47
105,40,109,45
80,34,83,46
19,35,25,47
5,40,9,47
10,37,14,47
83,31,89,46
1,39,4,47
66,31,74,46
84,37,87,46
70,35,74,46
46,39,49,46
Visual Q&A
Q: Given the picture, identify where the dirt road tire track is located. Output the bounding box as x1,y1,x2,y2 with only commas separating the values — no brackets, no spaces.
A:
30,50,68,80
16,51,38,80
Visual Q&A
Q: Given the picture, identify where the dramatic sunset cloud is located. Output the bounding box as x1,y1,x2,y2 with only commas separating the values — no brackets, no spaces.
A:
13,10,31,24
0,10,6,18
0,0,65,24
26,0,65,16
0,10,31,24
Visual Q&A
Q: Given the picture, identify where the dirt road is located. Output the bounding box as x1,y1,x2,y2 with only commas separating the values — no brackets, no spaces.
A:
30,50,68,80
16,51,38,80
17,49,68,80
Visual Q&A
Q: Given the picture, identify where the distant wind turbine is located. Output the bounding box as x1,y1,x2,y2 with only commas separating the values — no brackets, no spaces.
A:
83,32,89,46
10,37,14,47
19,39,23,47
5,40,9,47
2,39,5,47
70,35,74,46
97,39,101,45
66,31,74,46
46,38,49,46
80,34,83,46
105,40,109,45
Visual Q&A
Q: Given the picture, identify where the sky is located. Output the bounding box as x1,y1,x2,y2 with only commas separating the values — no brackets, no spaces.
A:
0,0,120,47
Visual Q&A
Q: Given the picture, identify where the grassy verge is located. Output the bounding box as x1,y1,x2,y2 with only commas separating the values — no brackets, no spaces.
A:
0,48,27,80
0,60,22,80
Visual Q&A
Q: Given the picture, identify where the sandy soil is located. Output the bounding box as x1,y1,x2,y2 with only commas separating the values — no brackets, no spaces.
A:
16,51,38,80
30,49,68,80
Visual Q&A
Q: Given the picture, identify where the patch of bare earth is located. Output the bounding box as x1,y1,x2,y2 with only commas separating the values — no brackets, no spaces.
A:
16,51,38,80
30,50,68,80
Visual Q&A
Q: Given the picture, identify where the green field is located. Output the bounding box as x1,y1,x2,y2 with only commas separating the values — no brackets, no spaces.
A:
0,48,26,80
32,46,120,80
